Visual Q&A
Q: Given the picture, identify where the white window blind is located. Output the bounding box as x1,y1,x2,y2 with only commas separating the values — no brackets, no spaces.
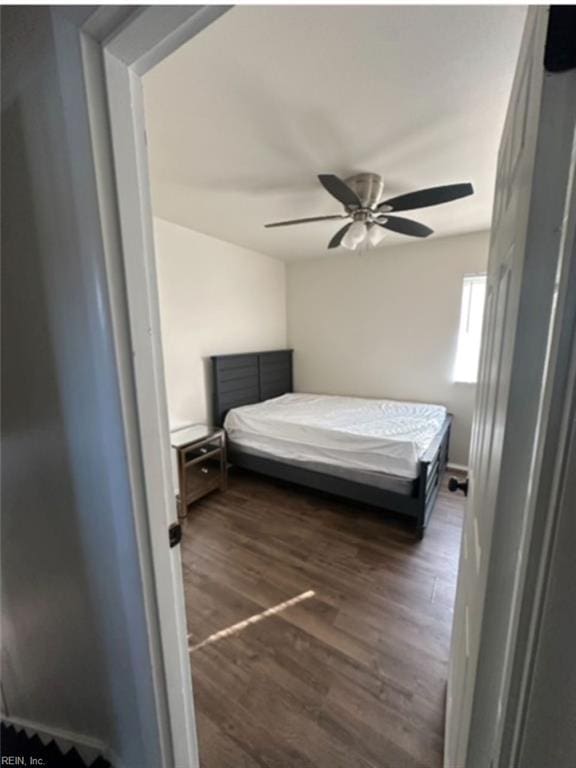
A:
453,275,487,383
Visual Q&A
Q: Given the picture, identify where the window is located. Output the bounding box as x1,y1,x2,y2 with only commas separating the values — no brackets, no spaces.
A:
453,274,487,383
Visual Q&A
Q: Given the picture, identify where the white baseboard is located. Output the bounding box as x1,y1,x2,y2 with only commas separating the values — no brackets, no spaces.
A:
1,714,108,766
447,462,469,473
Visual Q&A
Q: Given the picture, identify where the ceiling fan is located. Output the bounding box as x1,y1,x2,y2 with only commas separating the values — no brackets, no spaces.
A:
264,173,474,250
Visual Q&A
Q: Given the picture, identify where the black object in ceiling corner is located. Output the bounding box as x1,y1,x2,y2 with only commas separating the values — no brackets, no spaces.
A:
544,6,576,72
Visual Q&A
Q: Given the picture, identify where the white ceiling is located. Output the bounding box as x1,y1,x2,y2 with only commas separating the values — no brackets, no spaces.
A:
143,6,526,261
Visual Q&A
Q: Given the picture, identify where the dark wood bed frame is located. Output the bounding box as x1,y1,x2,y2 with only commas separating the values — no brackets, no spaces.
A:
211,350,451,538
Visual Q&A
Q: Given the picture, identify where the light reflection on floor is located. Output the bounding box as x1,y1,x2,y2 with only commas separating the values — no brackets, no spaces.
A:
188,589,316,653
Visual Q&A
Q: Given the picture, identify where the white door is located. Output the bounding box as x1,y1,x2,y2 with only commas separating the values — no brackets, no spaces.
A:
445,9,550,767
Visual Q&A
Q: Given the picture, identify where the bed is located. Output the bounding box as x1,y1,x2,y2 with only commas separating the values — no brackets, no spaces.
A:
211,350,451,538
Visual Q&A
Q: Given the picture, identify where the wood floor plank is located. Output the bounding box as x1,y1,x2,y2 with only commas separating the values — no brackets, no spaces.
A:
181,468,464,768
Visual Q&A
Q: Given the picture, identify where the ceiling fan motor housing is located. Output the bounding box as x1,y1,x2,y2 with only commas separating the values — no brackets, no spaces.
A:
345,173,385,210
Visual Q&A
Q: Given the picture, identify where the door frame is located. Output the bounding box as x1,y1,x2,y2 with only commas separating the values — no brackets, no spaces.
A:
68,7,231,766
59,5,576,767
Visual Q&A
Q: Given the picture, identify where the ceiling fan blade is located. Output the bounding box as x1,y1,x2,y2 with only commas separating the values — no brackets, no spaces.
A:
378,183,474,212
377,215,433,238
265,214,346,228
328,222,353,249
318,174,362,208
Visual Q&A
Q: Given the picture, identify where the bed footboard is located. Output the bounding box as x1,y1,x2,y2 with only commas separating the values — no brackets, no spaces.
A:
415,414,452,538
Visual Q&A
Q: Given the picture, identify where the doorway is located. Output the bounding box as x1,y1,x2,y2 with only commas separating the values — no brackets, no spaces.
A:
81,6,576,768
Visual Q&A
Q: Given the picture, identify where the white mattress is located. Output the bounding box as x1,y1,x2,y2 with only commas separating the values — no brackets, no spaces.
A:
224,393,447,480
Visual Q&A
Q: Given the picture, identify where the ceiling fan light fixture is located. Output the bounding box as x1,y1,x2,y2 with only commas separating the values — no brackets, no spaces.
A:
342,220,368,250
368,225,387,247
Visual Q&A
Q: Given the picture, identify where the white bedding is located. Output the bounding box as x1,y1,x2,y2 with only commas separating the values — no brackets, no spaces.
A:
224,393,447,479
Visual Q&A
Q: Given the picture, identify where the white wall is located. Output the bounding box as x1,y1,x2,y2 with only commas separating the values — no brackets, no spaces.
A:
287,231,490,466
1,8,162,765
154,217,287,429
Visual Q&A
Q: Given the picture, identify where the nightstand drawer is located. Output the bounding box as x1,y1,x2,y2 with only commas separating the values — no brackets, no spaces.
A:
182,440,222,464
184,458,222,503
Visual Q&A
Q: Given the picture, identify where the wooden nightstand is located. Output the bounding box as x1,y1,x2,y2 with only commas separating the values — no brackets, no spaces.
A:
171,425,227,518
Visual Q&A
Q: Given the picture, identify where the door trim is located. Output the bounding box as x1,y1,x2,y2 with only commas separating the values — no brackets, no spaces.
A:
69,7,230,766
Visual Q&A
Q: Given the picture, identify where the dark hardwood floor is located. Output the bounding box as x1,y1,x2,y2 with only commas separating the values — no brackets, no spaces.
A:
180,468,464,768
